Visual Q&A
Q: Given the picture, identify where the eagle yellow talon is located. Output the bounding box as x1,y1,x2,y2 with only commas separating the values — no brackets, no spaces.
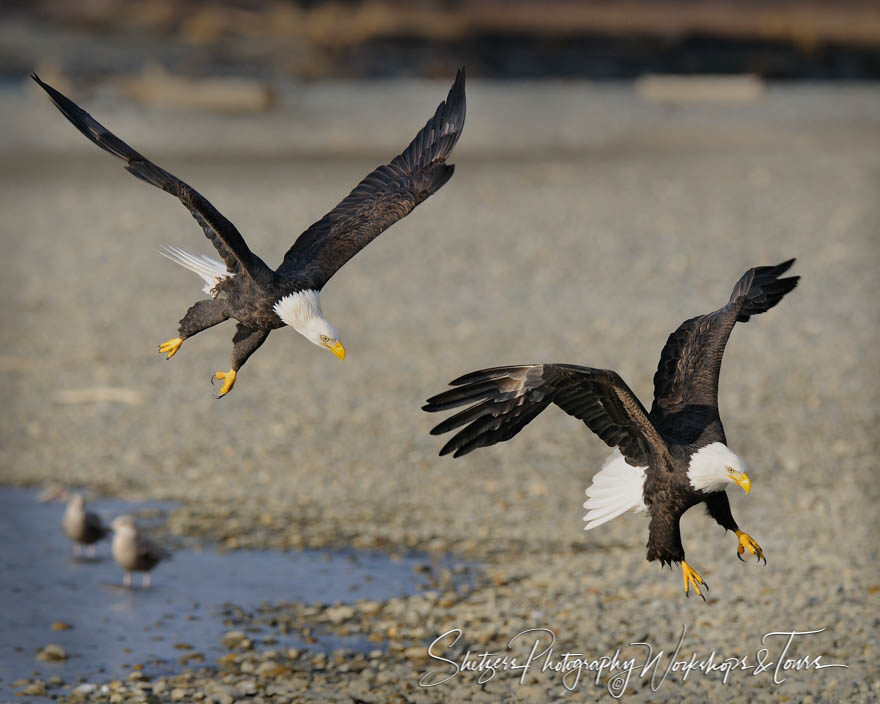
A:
214,369,236,398
159,337,183,360
736,530,766,564
682,560,708,600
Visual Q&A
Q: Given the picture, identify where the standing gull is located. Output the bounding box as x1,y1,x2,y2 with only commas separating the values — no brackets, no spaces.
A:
32,69,466,397
61,492,110,558
111,515,170,588
424,260,799,598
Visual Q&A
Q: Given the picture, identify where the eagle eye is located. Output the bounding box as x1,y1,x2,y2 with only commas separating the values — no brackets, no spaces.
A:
320,334,330,343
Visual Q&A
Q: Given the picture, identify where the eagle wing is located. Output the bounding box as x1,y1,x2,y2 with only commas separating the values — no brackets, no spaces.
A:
276,68,466,288
32,74,271,283
423,363,669,466
650,259,799,427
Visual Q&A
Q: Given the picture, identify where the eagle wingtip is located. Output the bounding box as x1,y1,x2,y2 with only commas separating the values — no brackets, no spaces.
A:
425,414,446,432
422,394,446,411
31,73,55,96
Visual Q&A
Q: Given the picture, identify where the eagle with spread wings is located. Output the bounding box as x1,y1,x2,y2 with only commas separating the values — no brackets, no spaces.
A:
34,69,465,397
425,260,799,598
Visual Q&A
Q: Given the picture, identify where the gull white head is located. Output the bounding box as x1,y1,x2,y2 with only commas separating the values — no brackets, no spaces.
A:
110,515,137,535
273,290,346,360
687,442,751,494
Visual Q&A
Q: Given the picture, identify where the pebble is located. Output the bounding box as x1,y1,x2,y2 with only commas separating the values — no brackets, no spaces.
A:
36,643,68,661
403,645,427,661
324,605,356,624
209,684,237,704
255,661,290,677
220,630,251,650
18,681,47,696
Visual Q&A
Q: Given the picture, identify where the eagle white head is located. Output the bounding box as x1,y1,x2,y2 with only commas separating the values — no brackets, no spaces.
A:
273,290,346,360
687,442,751,494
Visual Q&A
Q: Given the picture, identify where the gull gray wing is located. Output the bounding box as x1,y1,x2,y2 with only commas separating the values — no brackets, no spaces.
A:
84,511,110,541
277,68,466,288
32,74,271,283
136,536,170,570
423,363,668,466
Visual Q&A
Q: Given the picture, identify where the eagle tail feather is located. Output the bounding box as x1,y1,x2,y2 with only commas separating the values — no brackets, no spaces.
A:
583,449,648,531
159,245,230,295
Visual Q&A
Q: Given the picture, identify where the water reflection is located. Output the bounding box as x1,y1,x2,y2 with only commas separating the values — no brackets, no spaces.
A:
0,488,461,697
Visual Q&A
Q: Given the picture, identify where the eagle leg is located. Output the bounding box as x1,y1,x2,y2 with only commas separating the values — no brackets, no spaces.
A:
163,299,230,360
681,560,708,600
212,369,237,398
159,337,183,359
735,530,766,564
212,324,270,398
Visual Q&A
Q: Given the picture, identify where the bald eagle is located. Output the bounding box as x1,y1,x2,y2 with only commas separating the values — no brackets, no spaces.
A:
33,70,466,397
424,260,799,598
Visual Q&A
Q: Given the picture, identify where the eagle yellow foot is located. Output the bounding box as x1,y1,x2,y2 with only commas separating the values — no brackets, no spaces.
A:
212,369,237,398
159,337,183,360
682,560,709,601
736,530,767,564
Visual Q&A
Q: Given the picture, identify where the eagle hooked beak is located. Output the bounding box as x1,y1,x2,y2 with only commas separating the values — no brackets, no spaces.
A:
327,341,346,361
729,470,751,494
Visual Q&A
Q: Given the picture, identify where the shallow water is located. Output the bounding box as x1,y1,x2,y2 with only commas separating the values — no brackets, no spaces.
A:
0,487,464,699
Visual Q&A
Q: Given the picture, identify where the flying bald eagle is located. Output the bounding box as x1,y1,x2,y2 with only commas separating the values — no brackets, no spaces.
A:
33,70,466,397
424,260,799,598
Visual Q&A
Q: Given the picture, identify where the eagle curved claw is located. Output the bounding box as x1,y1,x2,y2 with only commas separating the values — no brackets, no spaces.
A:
159,337,183,360
213,369,237,398
736,530,766,564
681,560,708,600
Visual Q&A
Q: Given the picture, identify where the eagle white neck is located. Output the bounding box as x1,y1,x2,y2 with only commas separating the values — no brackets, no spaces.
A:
687,442,746,493
273,290,326,334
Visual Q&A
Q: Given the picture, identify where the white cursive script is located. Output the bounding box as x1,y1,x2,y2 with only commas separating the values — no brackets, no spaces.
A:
419,625,848,697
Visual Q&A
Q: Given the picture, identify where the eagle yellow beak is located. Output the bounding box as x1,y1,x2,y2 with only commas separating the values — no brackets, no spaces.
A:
729,471,751,494
328,341,346,360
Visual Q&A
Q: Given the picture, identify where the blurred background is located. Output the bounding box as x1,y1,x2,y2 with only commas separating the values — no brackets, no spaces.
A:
2,2,879,702
2,0,880,83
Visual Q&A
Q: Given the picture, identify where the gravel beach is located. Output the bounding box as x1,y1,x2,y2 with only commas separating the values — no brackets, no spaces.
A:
1,78,878,702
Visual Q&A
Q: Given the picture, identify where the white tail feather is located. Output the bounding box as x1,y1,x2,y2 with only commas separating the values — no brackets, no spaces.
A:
583,449,648,530
159,245,232,295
